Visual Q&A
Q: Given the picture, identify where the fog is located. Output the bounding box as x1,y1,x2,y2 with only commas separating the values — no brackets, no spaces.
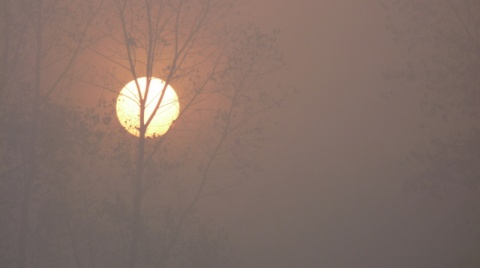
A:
1,0,479,267
218,0,480,267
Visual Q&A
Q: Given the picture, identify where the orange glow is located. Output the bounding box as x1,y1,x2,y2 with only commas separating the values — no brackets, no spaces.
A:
116,77,179,137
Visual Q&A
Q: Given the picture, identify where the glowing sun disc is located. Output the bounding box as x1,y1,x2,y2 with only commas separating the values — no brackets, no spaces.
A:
116,77,179,137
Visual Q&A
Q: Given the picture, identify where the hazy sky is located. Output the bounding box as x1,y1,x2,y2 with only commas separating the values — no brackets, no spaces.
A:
3,0,479,267
200,1,480,267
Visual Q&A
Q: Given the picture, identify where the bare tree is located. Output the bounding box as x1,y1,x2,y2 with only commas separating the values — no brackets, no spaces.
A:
87,0,282,267
1,0,282,267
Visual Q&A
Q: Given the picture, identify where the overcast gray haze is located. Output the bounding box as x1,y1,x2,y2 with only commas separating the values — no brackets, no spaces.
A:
1,0,480,267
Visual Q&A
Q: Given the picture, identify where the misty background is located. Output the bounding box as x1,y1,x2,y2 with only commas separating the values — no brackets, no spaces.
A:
1,0,479,267
219,1,480,267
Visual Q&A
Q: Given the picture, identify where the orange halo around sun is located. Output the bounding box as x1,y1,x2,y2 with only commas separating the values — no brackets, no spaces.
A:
116,77,179,138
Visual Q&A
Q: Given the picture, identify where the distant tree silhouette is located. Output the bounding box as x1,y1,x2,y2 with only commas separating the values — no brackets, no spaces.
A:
384,0,480,266
385,0,480,121
0,0,102,267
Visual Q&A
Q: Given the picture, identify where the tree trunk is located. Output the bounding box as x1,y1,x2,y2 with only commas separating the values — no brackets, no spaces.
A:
128,108,146,268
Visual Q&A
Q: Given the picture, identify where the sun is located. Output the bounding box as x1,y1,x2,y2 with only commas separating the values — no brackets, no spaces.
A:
116,77,179,138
